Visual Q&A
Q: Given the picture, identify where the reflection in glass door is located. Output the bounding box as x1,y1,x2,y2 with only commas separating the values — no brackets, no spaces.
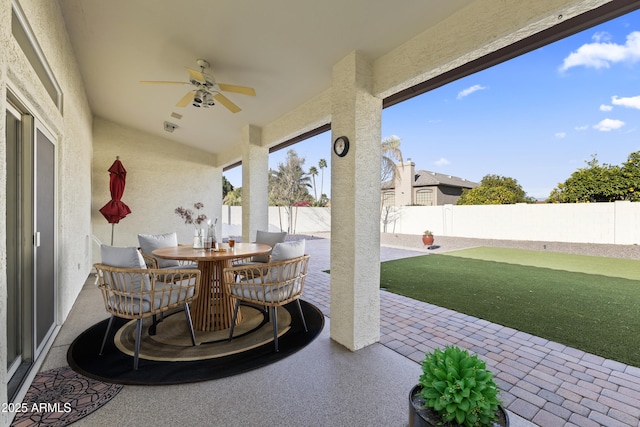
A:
6,105,22,380
35,127,56,351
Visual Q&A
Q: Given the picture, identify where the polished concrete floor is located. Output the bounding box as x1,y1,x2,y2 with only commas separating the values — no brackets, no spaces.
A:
37,236,640,426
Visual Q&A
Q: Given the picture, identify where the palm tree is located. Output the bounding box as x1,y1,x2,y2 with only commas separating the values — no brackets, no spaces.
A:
309,166,319,201
318,158,327,199
381,135,403,184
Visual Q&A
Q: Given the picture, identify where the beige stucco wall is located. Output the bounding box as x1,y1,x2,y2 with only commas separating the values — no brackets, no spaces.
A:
0,1,9,415
92,117,222,263
0,0,93,422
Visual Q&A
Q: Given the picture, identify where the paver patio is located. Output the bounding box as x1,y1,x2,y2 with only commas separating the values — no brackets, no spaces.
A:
301,235,640,427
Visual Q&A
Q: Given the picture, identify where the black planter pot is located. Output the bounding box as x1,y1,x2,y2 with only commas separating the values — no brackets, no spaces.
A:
409,385,509,427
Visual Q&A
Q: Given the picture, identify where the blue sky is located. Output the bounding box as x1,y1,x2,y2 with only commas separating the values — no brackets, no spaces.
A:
225,9,640,200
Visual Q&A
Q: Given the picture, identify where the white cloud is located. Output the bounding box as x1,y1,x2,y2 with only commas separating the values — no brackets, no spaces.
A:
600,104,613,111
593,118,625,131
592,31,613,43
457,85,487,100
555,132,567,139
434,157,450,166
612,95,640,110
559,31,640,72
574,125,589,131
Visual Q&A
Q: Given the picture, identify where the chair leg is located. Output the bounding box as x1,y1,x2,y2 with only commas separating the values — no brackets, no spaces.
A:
272,306,279,352
99,315,115,356
296,299,308,332
134,318,143,370
184,303,197,346
149,314,158,336
228,300,241,342
149,312,165,336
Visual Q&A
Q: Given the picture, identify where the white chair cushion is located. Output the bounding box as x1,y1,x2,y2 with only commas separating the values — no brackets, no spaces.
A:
138,232,180,268
229,285,291,303
270,239,305,261
101,245,146,269
252,230,287,262
100,245,151,295
153,277,198,309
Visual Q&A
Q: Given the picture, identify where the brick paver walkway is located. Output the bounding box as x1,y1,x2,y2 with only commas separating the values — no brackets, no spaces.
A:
300,236,640,427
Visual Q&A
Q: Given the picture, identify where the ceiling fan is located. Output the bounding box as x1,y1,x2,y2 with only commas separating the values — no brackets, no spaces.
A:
140,59,256,113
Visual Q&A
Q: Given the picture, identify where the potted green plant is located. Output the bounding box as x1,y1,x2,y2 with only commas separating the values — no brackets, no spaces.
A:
421,230,434,247
409,346,509,427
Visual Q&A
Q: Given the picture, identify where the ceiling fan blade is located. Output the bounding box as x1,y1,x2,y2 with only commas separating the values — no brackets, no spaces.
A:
213,93,241,113
185,67,207,83
217,83,256,96
140,80,187,85
176,91,194,107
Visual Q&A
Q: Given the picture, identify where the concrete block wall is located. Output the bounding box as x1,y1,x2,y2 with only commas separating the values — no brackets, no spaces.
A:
223,201,640,245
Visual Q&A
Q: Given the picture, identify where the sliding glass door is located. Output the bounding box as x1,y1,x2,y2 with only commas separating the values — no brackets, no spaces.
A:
5,99,57,399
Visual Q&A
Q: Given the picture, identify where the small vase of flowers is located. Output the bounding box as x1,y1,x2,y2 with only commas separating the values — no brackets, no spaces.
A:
175,202,208,247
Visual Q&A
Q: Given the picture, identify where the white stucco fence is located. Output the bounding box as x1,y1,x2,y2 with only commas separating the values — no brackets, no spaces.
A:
222,201,640,245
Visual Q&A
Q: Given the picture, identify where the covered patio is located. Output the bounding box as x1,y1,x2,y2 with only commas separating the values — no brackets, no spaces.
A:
37,237,640,426
2,1,640,426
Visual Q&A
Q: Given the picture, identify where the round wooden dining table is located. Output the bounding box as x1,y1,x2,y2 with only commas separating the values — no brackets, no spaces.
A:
152,242,271,332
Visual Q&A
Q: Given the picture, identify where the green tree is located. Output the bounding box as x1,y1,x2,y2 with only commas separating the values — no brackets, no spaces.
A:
547,154,625,203
317,193,329,207
223,187,242,206
381,135,404,184
222,175,234,198
269,150,312,232
457,174,535,205
620,151,640,201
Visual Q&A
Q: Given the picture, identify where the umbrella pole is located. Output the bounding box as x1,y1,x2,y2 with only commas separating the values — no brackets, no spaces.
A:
111,223,114,246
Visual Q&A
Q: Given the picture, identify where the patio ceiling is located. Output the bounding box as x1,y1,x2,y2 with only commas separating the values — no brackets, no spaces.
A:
57,0,475,160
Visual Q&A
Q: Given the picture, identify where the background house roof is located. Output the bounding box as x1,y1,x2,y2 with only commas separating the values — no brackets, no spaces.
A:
414,170,478,189
382,169,477,190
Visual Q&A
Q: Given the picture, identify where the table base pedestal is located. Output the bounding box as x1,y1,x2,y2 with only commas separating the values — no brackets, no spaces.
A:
190,259,242,331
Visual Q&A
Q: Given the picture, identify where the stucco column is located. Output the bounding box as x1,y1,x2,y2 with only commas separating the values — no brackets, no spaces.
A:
241,124,268,242
330,51,382,350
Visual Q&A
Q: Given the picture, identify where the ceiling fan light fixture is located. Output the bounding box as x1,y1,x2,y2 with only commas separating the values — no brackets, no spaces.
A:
203,92,215,107
141,60,255,112
193,89,205,105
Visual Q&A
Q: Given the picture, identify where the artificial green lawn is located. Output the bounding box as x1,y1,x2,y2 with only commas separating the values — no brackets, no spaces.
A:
441,246,640,281
379,248,640,367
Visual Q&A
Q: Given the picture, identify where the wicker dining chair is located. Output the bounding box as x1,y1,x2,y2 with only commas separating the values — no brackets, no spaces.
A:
138,232,197,270
94,263,201,370
231,230,287,266
224,254,310,352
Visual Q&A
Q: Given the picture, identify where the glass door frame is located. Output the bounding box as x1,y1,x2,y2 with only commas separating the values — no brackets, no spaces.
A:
5,91,58,401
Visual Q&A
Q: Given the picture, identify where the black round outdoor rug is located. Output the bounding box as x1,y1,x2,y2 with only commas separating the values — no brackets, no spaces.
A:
67,300,324,385
114,304,292,361
10,366,123,427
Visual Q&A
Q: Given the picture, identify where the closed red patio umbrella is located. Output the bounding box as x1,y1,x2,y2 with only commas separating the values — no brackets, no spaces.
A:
99,157,131,245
